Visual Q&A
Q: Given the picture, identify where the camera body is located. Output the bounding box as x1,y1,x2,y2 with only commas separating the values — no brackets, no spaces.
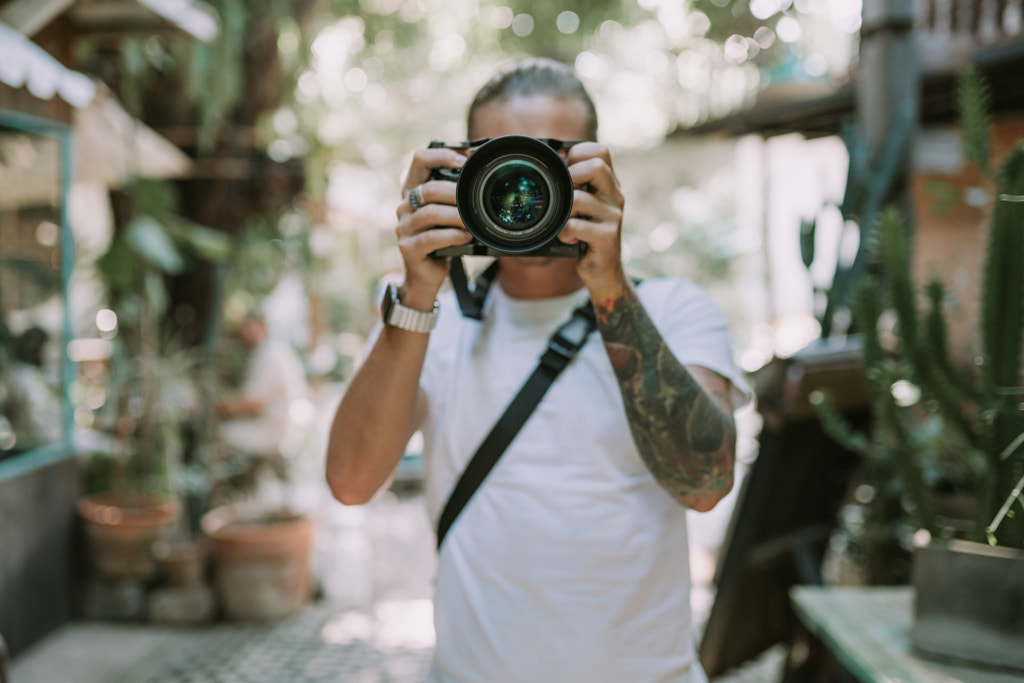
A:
429,135,585,258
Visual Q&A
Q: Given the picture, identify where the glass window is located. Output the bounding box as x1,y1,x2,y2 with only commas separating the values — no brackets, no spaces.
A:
0,112,73,472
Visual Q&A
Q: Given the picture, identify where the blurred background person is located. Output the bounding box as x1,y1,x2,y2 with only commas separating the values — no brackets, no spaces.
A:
215,311,310,499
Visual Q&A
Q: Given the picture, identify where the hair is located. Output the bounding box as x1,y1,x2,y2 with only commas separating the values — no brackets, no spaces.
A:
467,57,598,141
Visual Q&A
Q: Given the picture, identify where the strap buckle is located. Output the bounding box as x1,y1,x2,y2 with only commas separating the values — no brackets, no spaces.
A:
540,304,596,372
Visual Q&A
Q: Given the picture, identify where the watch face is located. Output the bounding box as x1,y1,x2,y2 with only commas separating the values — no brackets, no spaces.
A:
381,282,398,322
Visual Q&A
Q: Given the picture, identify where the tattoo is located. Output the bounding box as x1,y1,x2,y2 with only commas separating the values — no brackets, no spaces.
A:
595,286,736,509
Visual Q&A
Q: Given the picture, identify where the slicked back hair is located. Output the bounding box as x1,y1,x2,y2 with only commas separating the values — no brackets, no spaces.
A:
467,58,599,142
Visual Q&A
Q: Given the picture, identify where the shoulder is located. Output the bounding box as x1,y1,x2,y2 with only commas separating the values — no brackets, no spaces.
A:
635,277,723,321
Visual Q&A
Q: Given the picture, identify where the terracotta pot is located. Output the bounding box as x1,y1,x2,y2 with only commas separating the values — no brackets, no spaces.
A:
77,492,180,581
201,503,314,621
153,538,208,587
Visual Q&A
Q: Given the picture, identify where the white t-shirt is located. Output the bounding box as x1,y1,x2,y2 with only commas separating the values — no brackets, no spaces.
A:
414,277,749,683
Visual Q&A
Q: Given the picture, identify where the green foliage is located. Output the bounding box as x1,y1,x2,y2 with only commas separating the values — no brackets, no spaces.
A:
92,181,232,495
808,106,915,338
799,217,816,269
957,65,993,176
97,181,232,309
186,0,249,153
816,132,1024,548
922,178,958,217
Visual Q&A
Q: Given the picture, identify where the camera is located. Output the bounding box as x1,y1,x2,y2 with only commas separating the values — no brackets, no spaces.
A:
429,135,585,258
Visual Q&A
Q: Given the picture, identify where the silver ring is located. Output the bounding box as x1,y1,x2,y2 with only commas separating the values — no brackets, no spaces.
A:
408,185,424,211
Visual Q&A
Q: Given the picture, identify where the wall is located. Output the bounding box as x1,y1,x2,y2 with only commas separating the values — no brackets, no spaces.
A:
910,111,1024,366
0,458,79,657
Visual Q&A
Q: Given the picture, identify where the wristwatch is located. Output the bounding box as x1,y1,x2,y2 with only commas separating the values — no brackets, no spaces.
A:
380,282,439,333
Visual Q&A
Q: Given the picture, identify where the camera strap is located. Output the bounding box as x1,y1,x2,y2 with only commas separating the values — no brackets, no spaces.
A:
435,299,598,550
449,257,498,320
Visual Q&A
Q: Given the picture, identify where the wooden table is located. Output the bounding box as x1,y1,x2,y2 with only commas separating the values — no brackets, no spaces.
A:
789,586,1023,683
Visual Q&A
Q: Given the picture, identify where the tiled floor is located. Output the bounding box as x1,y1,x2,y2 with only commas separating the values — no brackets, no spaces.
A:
10,442,785,683
121,600,435,683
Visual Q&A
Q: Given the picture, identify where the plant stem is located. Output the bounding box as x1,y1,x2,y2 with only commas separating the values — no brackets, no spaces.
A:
987,469,1024,541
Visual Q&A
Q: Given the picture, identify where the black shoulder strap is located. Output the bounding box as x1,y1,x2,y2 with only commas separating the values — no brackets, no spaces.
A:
449,258,499,321
435,300,598,550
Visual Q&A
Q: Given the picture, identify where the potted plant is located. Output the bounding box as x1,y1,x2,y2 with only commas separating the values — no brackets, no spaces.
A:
200,500,314,621
814,67,1024,670
191,218,318,622
77,180,231,594
197,311,316,620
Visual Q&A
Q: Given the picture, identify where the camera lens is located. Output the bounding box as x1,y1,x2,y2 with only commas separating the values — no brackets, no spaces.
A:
455,135,574,253
481,160,549,232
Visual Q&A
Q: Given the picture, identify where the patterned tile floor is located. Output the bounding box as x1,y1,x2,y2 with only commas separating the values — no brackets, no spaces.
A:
120,599,435,683
11,453,785,683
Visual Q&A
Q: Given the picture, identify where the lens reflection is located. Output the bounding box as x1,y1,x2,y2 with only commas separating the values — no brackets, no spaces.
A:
483,162,548,231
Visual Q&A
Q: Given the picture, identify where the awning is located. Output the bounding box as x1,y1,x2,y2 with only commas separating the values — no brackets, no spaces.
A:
0,20,97,107
1,0,218,42
74,84,192,184
0,85,192,209
1,21,191,205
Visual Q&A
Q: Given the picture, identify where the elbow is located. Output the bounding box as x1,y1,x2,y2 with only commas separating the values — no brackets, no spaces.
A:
683,468,734,513
326,471,376,506
324,448,378,506
688,492,725,513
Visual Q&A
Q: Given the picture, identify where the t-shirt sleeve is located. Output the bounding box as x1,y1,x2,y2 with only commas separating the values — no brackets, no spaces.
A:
638,278,752,410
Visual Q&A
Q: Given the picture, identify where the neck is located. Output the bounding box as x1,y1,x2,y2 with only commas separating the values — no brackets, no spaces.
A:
495,257,585,300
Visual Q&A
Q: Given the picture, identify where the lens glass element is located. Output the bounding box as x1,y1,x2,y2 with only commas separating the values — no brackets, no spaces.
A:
481,161,548,232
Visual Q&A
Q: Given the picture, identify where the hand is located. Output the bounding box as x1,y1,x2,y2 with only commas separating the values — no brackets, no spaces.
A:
395,147,473,309
558,142,627,299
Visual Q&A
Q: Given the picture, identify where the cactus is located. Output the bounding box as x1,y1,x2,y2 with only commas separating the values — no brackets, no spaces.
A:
811,105,914,338
816,67,1024,548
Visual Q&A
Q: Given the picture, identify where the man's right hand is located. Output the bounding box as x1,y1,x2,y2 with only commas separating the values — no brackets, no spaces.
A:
395,147,472,309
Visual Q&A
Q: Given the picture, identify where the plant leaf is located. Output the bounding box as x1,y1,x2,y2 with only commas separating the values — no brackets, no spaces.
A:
125,215,185,275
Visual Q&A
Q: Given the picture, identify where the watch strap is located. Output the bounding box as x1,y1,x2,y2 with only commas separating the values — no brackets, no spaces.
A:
384,283,439,333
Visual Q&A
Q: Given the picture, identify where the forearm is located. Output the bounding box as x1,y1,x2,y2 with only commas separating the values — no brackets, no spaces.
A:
325,326,428,505
592,281,736,511
218,395,263,419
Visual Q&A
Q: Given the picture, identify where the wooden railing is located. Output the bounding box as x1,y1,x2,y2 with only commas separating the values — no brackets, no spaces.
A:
915,0,1024,72
918,0,1022,37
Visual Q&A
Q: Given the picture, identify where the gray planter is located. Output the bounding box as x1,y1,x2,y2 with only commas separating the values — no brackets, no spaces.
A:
912,538,1024,671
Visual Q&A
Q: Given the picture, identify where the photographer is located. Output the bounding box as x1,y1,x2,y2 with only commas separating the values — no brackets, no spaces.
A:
326,58,749,683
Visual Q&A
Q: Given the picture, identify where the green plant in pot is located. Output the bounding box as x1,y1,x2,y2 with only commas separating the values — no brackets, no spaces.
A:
77,180,231,590
815,67,1024,670
185,210,319,622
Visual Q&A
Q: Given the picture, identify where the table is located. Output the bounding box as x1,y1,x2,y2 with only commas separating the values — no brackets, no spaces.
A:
789,586,1023,683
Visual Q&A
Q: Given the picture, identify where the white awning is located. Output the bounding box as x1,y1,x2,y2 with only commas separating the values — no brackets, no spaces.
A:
1,0,219,42
134,0,218,41
0,20,97,107
74,84,192,185
1,22,191,201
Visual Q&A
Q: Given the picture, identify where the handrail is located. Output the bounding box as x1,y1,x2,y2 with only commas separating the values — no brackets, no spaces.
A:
917,0,1022,40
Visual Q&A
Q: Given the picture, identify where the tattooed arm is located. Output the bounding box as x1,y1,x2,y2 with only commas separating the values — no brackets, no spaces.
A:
593,282,737,512
558,141,736,510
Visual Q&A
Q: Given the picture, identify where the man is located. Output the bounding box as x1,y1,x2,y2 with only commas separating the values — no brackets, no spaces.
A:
217,312,308,462
326,58,749,683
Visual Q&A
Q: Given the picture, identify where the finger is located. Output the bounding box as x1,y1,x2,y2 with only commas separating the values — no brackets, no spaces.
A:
401,226,474,259
397,204,466,239
403,148,467,193
569,157,622,202
397,179,459,218
559,216,618,244
566,141,613,169
569,189,622,223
